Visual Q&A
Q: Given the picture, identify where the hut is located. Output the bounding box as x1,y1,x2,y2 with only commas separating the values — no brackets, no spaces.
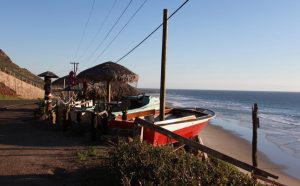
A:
52,75,68,90
77,61,139,102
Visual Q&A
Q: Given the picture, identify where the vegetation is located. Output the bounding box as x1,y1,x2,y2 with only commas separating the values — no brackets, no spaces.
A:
77,146,100,161
108,140,263,186
0,94,19,100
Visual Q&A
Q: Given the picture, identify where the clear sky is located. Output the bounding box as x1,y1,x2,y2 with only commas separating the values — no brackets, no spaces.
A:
0,0,299,92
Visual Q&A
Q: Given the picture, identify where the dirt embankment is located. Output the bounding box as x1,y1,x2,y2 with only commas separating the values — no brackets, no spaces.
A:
0,82,17,96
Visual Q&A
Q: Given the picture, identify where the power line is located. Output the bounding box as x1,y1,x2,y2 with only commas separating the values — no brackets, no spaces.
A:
116,0,190,63
73,0,96,60
91,0,148,65
78,0,118,61
85,0,134,66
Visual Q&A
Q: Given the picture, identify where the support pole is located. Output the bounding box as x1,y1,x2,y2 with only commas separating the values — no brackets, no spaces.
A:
159,9,168,121
107,81,111,102
252,103,259,167
91,112,97,141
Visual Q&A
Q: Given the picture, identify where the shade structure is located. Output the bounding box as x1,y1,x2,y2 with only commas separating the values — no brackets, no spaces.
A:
52,75,68,89
82,82,141,101
77,61,138,83
38,71,59,78
77,61,139,102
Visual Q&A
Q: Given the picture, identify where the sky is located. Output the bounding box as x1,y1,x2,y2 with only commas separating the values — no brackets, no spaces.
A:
0,0,299,92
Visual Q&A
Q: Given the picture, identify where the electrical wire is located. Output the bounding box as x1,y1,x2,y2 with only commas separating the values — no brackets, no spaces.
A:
85,0,134,66
73,0,96,61
91,0,148,65
116,0,190,63
78,0,118,61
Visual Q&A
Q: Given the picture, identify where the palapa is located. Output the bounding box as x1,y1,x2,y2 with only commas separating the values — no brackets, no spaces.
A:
52,75,68,89
38,71,59,78
82,82,141,101
77,61,139,102
77,61,138,83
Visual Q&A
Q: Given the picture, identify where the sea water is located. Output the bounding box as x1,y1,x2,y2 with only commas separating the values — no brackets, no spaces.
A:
144,89,300,179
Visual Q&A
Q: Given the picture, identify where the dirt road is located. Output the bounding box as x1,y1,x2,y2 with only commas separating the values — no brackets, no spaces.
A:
0,101,111,185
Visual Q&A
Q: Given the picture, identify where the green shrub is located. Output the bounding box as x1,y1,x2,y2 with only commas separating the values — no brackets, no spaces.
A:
109,140,263,186
77,146,100,161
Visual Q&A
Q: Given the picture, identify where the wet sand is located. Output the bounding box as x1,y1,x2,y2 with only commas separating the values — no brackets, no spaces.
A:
200,124,300,186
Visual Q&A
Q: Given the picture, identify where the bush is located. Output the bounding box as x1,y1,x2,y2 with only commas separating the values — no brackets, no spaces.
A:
109,140,263,185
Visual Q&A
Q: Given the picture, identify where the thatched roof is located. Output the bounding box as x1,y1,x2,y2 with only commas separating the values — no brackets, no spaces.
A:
38,71,59,78
52,75,68,87
77,61,138,83
81,82,141,101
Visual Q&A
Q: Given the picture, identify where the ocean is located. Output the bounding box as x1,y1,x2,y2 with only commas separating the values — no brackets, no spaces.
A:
144,89,300,179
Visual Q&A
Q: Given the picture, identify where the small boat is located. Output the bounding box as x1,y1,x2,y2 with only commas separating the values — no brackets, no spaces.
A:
109,107,215,146
70,95,159,123
110,94,159,117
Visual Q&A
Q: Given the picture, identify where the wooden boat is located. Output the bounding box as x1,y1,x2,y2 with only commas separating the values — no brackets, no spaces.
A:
110,95,159,116
109,108,215,146
70,95,159,123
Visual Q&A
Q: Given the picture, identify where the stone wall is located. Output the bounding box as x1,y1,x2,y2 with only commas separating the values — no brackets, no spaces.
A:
0,70,44,99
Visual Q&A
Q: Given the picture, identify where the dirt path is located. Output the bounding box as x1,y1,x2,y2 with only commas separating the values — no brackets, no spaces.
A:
0,101,112,185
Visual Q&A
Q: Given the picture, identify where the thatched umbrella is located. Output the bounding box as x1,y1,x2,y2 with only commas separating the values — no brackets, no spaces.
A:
38,71,59,78
38,71,59,100
82,82,141,101
77,61,139,102
52,75,68,89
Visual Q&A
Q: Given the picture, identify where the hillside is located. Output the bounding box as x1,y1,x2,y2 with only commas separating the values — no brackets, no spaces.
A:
0,49,44,87
0,82,17,97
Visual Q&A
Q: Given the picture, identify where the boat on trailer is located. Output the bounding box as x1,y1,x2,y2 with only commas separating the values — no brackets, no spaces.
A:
109,107,215,146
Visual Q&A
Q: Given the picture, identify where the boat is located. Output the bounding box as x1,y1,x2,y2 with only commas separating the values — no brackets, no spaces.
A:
108,107,215,146
69,95,159,123
110,94,159,117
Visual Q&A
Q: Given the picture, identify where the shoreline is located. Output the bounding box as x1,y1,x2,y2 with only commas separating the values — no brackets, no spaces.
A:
200,124,300,186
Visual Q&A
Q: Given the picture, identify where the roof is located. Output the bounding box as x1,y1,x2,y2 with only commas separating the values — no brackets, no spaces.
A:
77,61,138,83
38,71,59,78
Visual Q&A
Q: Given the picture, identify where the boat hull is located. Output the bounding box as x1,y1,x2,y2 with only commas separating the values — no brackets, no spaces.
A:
108,108,215,146
144,119,209,146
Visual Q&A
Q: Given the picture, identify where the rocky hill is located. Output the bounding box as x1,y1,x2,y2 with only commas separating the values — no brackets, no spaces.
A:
0,49,44,86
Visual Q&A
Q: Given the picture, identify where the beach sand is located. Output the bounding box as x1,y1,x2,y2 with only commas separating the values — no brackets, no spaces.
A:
200,124,300,186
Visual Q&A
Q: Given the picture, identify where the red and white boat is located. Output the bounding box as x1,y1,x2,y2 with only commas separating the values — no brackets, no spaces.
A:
109,108,215,146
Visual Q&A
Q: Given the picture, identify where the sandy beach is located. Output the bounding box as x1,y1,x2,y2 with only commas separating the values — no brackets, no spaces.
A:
200,124,300,186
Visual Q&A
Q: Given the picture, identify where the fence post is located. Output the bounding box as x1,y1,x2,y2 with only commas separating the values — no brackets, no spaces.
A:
252,103,259,168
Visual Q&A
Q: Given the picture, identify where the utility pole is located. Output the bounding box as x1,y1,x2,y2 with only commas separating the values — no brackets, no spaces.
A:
70,62,79,76
70,62,79,91
159,9,168,121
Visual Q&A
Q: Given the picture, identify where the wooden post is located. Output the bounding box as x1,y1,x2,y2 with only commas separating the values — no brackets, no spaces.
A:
140,126,144,142
62,109,68,131
107,81,111,103
159,9,168,121
91,112,97,141
252,103,259,167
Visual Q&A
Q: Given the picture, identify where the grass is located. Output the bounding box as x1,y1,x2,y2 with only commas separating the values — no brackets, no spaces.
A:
0,94,20,100
108,139,264,185
77,146,100,161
